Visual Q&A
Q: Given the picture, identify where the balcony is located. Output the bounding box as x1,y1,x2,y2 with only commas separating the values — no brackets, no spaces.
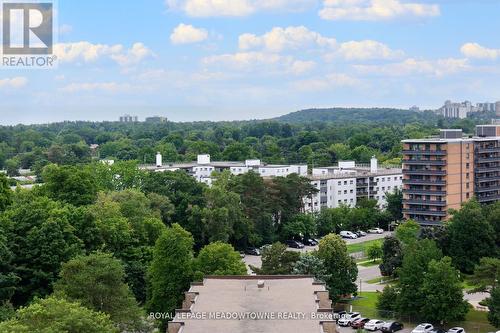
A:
404,169,446,176
476,147,500,153
403,179,446,186
404,188,446,196
403,209,447,217
476,175,500,182
475,185,500,193
476,166,500,173
403,199,447,206
403,159,446,166
476,157,500,163
403,150,447,156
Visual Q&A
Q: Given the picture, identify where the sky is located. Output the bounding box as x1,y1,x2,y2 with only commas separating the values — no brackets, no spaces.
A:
1,0,500,124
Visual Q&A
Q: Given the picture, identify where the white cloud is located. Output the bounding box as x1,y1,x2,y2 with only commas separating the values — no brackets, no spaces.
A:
166,0,315,17
60,82,133,93
170,23,208,44
334,40,405,60
53,41,153,66
110,43,154,66
354,58,469,77
291,73,360,91
0,77,27,89
239,26,336,52
202,51,315,75
238,26,402,61
461,43,500,60
319,0,440,21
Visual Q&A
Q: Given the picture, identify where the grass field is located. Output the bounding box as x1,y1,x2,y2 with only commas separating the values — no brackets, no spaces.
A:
359,259,382,267
347,239,383,254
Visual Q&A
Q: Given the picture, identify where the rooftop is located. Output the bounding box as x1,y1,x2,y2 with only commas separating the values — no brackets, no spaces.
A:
168,276,335,333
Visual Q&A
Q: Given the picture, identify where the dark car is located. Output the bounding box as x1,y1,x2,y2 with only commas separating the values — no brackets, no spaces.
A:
245,247,261,256
351,317,370,329
381,321,404,333
302,238,318,246
285,240,305,249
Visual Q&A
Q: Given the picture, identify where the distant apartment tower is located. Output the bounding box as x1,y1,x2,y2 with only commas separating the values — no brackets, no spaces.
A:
437,100,479,119
119,114,138,122
402,126,500,225
145,116,167,123
409,106,420,112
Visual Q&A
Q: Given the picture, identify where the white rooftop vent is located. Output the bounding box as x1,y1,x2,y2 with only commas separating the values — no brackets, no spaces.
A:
156,152,162,167
245,159,261,167
257,280,265,288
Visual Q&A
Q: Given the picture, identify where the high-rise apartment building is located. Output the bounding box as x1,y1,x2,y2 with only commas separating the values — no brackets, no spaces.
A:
119,114,138,122
402,126,500,225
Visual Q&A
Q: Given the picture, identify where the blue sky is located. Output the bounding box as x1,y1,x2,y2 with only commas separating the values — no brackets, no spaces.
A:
1,0,500,124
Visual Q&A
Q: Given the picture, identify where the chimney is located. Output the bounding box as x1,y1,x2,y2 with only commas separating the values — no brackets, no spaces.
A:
370,156,378,173
156,152,162,167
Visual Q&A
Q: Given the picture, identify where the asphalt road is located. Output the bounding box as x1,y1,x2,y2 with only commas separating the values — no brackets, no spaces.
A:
337,324,412,333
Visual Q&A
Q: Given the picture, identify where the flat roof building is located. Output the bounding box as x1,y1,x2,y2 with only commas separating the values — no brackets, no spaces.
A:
168,276,337,333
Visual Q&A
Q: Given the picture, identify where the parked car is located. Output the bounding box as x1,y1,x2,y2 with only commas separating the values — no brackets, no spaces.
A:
381,321,404,333
412,323,434,333
340,231,358,239
285,240,305,249
351,317,370,329
368,227,384,234
239,251,246,258
356,230,367,237
302,238,318,246
245,247,261,256
337,312,360,326
333,310,346,322
447,327,465,333
365,319,386,331
260,244,272,252
431,329,446,333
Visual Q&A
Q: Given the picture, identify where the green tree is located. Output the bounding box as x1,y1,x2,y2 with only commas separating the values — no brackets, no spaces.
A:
281,213,316,240
146,224,194,331
316,207,350,236
395,220,420,246
0,173,12,212
0,296,118,333
42,164,97,206
448,199,496,273
194,242,246,278
317,234,358,302
379,236,403,277
0,192,82,306
367,242,383,262
250,242,300,275
470,257,500,293
396,239,442,319
293,252,329,283
385,188,403,221
488,286,500,328
420,257,469,323
377,285,398,317
54,252,145,332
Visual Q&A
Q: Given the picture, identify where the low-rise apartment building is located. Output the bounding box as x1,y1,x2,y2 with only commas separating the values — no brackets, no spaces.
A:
140,154,307,185
305,158,403,212
402,125,500,225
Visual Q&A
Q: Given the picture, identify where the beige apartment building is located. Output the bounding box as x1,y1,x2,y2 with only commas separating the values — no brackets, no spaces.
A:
402,125,500,225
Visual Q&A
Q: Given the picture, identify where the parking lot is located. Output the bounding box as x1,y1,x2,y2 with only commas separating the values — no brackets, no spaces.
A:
243,231,391,273
337,324,411,333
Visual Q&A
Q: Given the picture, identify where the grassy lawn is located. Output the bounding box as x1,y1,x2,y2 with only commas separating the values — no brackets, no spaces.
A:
359,259,382,267
347,239,383,254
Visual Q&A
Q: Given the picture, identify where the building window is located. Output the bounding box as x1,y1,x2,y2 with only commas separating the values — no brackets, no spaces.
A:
338,191,341,195
350,189,353,193
466,163,470,169
338,181,341,186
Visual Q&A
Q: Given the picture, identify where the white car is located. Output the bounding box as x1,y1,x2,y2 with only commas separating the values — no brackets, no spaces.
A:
412,323,434,333
365,319,386,331
447,328,465,333
368,227,384,234
340,231,358,239
337,312,360,326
